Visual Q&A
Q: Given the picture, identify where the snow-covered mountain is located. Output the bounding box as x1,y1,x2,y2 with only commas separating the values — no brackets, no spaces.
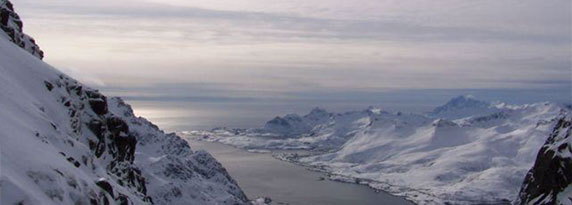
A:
0,1,247,204
186,96,570,204
428,95,503,120
515,116,572,205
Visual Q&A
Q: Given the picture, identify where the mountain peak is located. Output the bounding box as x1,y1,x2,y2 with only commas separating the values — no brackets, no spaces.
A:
429,95,499,120
309,107,328,115
445,95,488,107
305,107,332,122
435,95,491,112
454,94,475,100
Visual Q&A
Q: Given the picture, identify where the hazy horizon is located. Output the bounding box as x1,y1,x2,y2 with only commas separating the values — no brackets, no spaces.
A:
13,0,572,130
120,88,570,131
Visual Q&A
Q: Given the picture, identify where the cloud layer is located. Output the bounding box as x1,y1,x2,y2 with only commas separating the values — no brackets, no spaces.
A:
15,0,572,95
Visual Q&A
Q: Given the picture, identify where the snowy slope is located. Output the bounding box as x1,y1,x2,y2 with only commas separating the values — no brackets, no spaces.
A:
186,97,570,204
0,2,247,204
515,116,572,205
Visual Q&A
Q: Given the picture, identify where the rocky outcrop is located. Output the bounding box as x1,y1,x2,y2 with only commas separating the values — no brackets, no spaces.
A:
43,74,151,204
0,0,43,59
515,116,572,205
33,44,247,205
0,1,248,204
108,97,248,204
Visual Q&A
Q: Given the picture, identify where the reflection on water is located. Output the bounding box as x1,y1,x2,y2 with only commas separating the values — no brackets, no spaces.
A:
188,139,413,205
126,100,298,131
127,99,380,132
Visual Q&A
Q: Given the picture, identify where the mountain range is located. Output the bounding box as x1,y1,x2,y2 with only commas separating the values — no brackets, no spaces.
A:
187,95,572,204
2,0,571,204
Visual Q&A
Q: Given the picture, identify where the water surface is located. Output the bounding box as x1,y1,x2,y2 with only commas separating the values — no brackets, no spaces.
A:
188,139,413,205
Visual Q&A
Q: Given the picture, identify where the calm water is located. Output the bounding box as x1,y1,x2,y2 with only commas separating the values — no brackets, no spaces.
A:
188,139,413,205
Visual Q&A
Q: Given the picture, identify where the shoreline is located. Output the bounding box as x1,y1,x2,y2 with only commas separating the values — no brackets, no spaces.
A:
186,137,417,204
188,136,513,205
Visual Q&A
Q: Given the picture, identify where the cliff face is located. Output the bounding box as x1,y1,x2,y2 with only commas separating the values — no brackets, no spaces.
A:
0,1,247,204
0,0,43,59
515,116,572,205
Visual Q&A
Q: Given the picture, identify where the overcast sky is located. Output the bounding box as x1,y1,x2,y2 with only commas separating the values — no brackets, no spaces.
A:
13,0,572,113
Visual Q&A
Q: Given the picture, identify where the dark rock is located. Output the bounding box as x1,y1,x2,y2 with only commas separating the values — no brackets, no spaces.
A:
70,85,83,95
0,0,43,59
116,194,130,205
87,120,104,140
106,117,136,162
90,198,98,205
115,134,137,163
143,196,153,204
66,157,81,168
86,90,108,115
44,81,53,91
516,117,572,204
88,140,96,151
53,169,64,177
106,117,129,136
1,7,10,27
89,98,108,115
95,179,115,198
94,142,106,158
102,194,110,205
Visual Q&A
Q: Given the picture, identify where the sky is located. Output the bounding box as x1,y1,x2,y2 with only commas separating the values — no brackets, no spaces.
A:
12,0,572,130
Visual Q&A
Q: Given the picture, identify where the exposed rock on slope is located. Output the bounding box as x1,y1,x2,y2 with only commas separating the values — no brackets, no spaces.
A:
0,0,43,59
516,116,572,205
0,1,247,204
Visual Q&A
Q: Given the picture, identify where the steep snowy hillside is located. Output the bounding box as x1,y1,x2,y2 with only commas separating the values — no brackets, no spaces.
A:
516,116,572,205
0,1,247,204
186,97,570,204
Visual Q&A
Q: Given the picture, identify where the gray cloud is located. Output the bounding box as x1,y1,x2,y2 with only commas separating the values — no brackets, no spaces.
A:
103,82,572,115
12,0,572,103
19,2,571,45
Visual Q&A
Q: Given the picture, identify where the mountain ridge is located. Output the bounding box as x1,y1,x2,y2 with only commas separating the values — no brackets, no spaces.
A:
0,1,248,204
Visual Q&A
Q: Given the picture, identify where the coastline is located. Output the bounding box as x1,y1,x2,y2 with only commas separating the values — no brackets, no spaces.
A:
185,137,413,205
